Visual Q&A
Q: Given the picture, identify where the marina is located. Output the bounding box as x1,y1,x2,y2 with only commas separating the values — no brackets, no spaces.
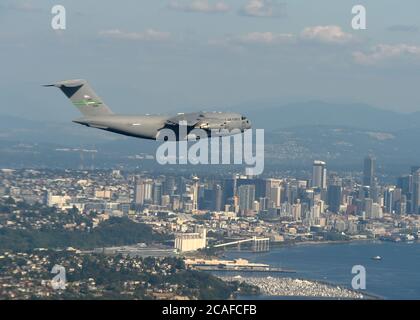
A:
218,275,368,299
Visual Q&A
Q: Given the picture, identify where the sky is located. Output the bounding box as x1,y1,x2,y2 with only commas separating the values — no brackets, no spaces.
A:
1,0,420,120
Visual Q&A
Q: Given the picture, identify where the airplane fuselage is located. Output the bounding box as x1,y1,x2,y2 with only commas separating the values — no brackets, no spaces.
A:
73,112,251,140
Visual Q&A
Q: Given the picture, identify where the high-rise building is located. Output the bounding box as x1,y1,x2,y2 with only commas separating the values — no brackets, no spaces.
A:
134,178,153,205
222,177,236,208
292,200,302,221
269,186,282,208
161,195,170,207
370,203,383,219
153,183,162,205
172,195,181,211
397,175,412,195
214,184,223,211
412,170,420,214
134,179,143,205
363,198,373,217
236,177,267,199
259,197,269,211
163,176,176,196
327,185,342,213
312,161,327,189
191,176,200,211
363,155,375,187
384,187,395,214
395,195,407,215
200,184,223,211
238,184,255,214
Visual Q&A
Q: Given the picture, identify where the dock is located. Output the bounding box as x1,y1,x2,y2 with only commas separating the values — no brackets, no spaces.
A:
185,257,296,273
193,265,296,273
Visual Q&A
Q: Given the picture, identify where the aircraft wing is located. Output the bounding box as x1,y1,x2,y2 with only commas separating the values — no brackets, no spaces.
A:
165,113,205,127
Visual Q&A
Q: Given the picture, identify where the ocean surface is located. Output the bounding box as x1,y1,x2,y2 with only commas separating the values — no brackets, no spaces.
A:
223,241,420,299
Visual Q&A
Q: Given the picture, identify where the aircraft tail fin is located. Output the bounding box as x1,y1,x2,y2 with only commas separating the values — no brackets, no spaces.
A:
44,79,114,117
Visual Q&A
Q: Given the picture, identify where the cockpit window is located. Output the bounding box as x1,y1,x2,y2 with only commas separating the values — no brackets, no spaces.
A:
241,116,247,120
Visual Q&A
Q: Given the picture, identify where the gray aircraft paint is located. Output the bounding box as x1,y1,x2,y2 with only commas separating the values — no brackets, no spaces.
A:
45,79,251,140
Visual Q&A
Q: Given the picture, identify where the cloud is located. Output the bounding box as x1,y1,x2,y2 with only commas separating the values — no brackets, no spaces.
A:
209,25,358,52
240,0,285,18
99,29,171,42
236,32,294,45
353,44,420,65
208,32,294,50
387,25,419,33
0,0,41,12
168,0,230,13
301,25,354,44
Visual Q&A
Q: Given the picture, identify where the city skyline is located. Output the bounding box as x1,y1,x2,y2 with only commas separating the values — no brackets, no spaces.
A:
3,0,420,303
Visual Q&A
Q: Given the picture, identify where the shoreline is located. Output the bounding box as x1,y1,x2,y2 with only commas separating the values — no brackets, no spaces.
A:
216,239,409,300
277,238,380,247
218,274,381,300
248,238,420,250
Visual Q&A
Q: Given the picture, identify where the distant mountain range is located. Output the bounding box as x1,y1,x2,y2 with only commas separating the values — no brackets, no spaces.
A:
1,101,420,171
2,100,420,143
234,100,420,131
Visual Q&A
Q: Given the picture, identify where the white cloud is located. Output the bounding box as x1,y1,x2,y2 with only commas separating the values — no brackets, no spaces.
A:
99,29,171,42
353,44,420,65
301,25,354,44
237,32,294,45
0,0,41,12
209,25,358,51
387,25,419,33
240,0,284,18
208,32,294,50
168,0,230,13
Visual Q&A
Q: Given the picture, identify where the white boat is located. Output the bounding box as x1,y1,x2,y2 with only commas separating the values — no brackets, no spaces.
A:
371,256,382,260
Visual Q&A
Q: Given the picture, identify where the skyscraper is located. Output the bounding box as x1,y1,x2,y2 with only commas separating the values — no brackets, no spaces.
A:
292,200,302,221
363,155,375,187
191,176,200,212
163,176,176,196
412,170,420,214
384,187,395,214
153,183,162,205
397,174,412,195
269,186,282,208
222,177,236,208
214,184,223,212
312,160,327,189
238,184,255,214
363,198,373,218
134,178,153,205
327,185,342,213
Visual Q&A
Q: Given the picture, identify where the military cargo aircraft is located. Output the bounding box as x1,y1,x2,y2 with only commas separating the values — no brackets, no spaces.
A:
45,79,251,141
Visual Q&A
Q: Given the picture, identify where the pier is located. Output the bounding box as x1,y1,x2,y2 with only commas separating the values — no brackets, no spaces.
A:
184,258,295,273
213,236,270,252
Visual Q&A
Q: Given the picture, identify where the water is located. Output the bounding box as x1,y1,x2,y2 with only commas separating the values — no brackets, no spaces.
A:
223,241,420,299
